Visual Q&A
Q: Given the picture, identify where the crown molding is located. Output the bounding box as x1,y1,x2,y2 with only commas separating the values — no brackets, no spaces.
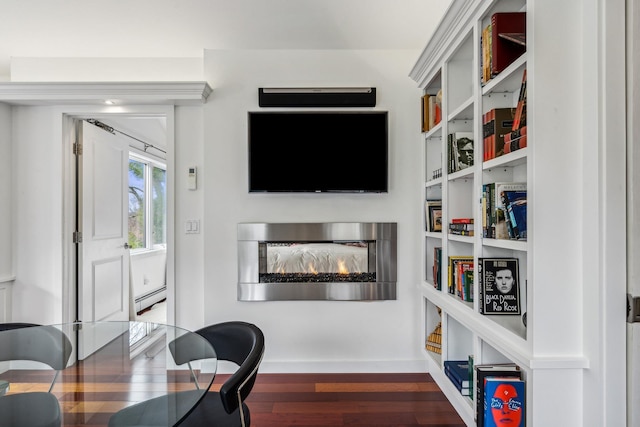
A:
0,81,212,105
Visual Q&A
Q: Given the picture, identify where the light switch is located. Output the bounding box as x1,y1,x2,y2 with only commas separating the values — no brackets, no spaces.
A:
185,219,200,234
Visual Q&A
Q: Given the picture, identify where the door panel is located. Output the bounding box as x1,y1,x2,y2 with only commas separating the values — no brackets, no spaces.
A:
78,120,130,326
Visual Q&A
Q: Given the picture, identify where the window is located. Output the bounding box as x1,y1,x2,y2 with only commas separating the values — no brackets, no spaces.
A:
128,154,166,250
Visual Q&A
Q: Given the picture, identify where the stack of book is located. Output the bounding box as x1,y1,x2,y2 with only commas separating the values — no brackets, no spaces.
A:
444,360,472,396
449,218,474,236
483,108,514,161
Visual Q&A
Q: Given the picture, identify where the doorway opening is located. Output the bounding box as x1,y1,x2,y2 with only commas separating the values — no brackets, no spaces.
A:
70,112,172,332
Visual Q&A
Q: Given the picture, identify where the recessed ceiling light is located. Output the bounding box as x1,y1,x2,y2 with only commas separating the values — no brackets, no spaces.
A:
104,100,115,105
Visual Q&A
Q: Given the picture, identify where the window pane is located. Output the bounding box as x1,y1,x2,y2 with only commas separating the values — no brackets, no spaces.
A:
152,166,167,245
128,159,146,249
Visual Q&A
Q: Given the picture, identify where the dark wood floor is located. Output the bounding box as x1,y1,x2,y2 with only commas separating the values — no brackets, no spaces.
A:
242,373,466,427
3,370,465,426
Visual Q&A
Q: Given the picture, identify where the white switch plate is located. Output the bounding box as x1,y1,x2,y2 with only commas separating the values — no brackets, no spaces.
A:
185,219,200,234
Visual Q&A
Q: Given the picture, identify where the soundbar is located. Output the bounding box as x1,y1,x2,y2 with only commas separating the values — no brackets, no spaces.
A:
258,87,376,108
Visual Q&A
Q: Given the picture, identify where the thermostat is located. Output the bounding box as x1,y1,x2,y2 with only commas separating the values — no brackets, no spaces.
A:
188,166,197,190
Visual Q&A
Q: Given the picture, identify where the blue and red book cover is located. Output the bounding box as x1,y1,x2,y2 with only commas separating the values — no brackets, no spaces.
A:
484,377,525,427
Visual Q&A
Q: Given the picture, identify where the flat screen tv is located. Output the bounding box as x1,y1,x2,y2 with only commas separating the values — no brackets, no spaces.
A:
248,111,388,193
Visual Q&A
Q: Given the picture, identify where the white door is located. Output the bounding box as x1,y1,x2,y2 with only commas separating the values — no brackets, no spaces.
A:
77,119,130,326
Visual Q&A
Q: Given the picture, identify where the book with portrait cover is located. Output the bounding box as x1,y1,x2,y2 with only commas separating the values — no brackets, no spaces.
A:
474,364,522,427
484,377,525,427
478,257,520,315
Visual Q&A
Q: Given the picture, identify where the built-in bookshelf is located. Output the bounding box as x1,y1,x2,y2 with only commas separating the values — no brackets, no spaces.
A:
410,0,590,425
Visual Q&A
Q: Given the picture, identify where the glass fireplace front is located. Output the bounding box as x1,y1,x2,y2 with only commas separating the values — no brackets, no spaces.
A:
237,222,397,301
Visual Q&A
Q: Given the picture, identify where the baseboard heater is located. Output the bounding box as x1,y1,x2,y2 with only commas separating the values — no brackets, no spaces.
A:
258,87,376,108
135,286,166,313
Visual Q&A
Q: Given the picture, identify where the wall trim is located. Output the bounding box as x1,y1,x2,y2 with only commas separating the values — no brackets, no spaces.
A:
0,81,212,105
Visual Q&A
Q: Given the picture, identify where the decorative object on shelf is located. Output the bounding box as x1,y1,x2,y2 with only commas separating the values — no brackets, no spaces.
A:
425,200,443,232
422,90,443,132
484,377,525,427
425,321,442,354
478,258,521,315
474,364,522,427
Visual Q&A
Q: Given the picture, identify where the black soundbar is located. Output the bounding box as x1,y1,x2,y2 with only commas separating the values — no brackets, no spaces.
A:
258,87,376,108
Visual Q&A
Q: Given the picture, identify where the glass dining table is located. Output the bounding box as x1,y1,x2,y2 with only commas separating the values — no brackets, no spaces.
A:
0,321,217,427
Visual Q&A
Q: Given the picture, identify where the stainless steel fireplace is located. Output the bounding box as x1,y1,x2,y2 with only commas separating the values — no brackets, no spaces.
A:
237,222,397,301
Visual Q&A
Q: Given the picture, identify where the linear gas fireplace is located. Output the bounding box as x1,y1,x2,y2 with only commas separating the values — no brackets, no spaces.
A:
237,222,397,301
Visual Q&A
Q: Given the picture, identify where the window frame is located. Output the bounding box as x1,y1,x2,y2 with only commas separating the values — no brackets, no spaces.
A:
129,152,167,252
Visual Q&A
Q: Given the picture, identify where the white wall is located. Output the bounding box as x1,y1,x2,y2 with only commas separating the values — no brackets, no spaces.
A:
201,49,424,372
11,106,64,324
0,103,11,279
0,103,12,322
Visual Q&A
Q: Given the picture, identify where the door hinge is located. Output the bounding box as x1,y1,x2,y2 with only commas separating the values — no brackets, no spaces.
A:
73,142,82,155
627,294,640,323
73,231,82,244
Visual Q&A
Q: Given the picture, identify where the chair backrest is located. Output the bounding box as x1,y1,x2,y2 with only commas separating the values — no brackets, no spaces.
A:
0,323,73,371
195,321,265,415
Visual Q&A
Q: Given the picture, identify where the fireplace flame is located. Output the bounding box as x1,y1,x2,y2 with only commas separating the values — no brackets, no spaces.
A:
337,260,349,275
308,263,318,275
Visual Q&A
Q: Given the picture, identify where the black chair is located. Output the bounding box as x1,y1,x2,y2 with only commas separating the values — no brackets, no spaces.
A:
108,321,264,427
0,323,73,427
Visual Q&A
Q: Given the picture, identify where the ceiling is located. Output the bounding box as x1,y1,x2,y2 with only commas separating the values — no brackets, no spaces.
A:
0,0,452,79
0,0,453,148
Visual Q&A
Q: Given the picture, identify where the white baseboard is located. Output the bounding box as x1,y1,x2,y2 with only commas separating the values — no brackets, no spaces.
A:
222,359,429,374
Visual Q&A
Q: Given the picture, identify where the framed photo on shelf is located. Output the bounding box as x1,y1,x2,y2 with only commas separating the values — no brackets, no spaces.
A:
430,206,442,232
425,200,442,232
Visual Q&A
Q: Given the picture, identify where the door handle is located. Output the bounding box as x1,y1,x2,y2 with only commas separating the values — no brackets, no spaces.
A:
123,243,130,250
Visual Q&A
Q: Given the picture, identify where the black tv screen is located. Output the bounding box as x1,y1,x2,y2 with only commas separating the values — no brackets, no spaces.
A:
248,111,388,193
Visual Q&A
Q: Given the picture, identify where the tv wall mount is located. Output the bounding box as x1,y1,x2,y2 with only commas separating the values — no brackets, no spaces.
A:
258,87,376,108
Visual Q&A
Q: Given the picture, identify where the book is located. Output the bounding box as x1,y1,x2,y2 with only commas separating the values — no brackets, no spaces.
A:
478,257,521,315
421,94,430,132
481,23,493,84
512,69,527,131
444,360,472,395
504,125,527,153
451,218,474,224
491,12,526,76
483,108,515,160
433,247,442,290
495,183,526,240
484,377,525,427
449,131,474,172
475,364,522,427
448,256,473,298
501,190,527,239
